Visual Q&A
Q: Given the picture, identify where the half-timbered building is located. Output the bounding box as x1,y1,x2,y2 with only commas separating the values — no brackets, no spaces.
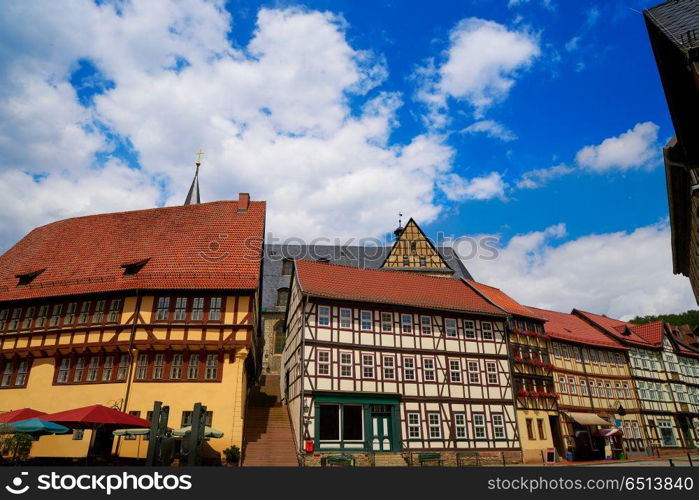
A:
465,281,558,463
0,194,265,460
281,260,521,465
528,307,644,461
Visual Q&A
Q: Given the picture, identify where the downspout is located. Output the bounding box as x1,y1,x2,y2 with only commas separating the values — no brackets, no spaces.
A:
299,295,308,456
116,289,142,456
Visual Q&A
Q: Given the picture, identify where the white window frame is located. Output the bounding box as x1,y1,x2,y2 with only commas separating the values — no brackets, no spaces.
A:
481,321,494,340
362,354,374,379
445,318,457,338
401,314,413,334
403,356,416,381
492,414,505,439
339,308,352,329
427,412,442,439
449,359,462,383
464,320,476,339
360,310,373,331
340,352,353,378
473,413,487,439
407,412,421,439
382,355,395,380
317,350,331,376
381,312,393,333
318,306,331,327
420,316,432,336
423,357,436,382
485,361,498,385
454,412,467,439
468,360,480,384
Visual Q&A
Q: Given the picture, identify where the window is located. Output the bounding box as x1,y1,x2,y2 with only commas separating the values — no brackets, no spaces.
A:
57,358,71,383
403,357,416,381
383,356,395,380
93,300,106,323
8,308,21,330
590,349,598,363
342,405,363,442
615,382,623,399
449,359,461,382
205,354,218,380
445,318,457,338
318,306,331,327
86,356,99,381
135,354,148,380
1,363,13,386
209,298,222,321
381,312,393,332
423,358,435,381
340,308,351,329
559,376,568,394
486,361,498,385
580,379,589,396
187,353,200,379
36,305,49,328
589,380,597,397
454,413,467,439
276,288,289,307
428,413,441,439
360,311,372,331
22,307,35,329
401,314,412,334
116,355,128,381
492,414,505,439
537,419,546,440
464,320,476,339
420,316,432,335
561,345,570,360
156,297,170,321
181,410,212,427
568,377,577,395
49,304,63,326
317,350,330,376
191,298,204,320
481,322,494,340
473,413,486,439
73,357,85,382
152,353,165,379
78,302,91,324
552,342,561,357
73,430,84,441
340,352,352,378
599,351,607,366
407,412,421,439
318,404,340,442
281,259,294,275
526,418,535,440
0,309,7,330
170,354,183,379
362,354,374,379
102,356,114,381
402,255,409,266
108,300,121,322
273,321,286,354
582,348,590,362
598,381,605,397
605,382,613,398
174,298,187,321
468,360,480,384
419,257,426,266
658,419,677,446
573,347,581,362
14,361,28,386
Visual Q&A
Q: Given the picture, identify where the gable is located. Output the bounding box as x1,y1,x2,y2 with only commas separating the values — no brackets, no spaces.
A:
381,219,452,273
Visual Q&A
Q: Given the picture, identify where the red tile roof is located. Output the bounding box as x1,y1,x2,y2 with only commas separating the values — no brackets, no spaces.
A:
627,321,664,346
0,200,265,302
527,306,627,350
294,260,505,316
573,309,654,347
464,280,544,320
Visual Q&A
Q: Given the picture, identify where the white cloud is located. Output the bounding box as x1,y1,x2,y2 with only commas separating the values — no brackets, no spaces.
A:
463,221,695,320
0,1,504,249
575,121,661,172
516,163,574,189
508,0,555,11
439,172,507,201
417,17,540,123
462,120,517,142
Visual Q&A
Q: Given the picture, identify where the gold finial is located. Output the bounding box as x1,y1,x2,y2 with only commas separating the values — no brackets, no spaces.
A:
195,150,204,166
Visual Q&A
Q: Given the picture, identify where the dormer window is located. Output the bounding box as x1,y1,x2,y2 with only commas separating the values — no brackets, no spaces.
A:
15,269,45,286
121,258,150,276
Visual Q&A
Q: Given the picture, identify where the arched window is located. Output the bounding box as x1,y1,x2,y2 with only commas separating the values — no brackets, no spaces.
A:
276,288,289,307
274,321,286,354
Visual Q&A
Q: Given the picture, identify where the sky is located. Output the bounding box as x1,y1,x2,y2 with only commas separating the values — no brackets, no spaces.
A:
0,0,694,320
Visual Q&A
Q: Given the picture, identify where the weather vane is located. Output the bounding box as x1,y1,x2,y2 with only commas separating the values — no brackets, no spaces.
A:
195,150,204,166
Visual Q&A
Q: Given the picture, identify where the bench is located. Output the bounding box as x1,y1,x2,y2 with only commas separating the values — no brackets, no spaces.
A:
417,452,443,466
326,454,355,467
456,451,481,466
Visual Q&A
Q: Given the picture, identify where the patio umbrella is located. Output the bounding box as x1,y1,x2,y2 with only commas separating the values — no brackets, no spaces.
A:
0,408,46,423
9,418,70,436
172,426,224,438
43,404,151,429
112,428,151,460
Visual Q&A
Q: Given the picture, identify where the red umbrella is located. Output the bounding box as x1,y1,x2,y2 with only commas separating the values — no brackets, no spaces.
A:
0,408,46,423
43,404,151,429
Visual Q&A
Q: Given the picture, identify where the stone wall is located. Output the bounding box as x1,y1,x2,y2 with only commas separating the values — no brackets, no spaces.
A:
261,312,284,373
300,450,523,467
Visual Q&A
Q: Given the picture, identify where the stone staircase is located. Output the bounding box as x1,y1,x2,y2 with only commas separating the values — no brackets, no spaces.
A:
373,452,409,467
242,374,299,466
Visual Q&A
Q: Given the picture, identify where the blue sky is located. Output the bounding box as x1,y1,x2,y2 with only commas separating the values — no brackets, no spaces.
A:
0,0,693,318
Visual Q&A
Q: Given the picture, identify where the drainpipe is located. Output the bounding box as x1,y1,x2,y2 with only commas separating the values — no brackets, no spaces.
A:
299,295,308,456
116,290,142,456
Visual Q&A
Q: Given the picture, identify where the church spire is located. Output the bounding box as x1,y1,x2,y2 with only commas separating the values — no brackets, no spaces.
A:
184,150,203,205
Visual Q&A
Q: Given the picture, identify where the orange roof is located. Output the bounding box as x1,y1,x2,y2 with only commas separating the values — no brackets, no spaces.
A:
0,200,265,302
573,309,654,347
465,280,544,320
627,321,664,346
527,306,627,350
295,260,505,316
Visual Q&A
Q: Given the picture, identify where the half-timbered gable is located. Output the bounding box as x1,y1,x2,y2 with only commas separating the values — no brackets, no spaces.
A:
381,219,453,276
0,196,265,460
281,260,521,462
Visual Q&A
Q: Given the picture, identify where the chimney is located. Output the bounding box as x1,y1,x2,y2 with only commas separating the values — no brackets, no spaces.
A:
237,193,250,213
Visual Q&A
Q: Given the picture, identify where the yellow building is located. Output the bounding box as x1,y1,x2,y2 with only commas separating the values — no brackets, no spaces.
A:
0,194,265,461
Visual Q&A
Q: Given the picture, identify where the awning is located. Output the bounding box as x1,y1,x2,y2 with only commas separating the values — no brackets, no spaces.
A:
43,404,151,429
594,428,622,437
564,412,609,426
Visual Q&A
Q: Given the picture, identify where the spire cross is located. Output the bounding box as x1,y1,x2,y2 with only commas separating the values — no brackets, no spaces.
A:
195,150,204,166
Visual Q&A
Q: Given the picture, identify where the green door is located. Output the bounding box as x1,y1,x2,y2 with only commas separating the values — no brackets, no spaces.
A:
371,406,393,451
